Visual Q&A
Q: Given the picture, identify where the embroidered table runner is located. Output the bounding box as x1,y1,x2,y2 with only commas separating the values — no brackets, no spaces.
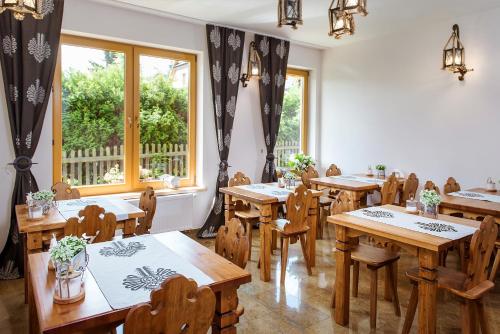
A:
57,198,130,221
329,175,385,186
448,191,500,204
236,184,293,202
86,235,213,309
347,207,477,240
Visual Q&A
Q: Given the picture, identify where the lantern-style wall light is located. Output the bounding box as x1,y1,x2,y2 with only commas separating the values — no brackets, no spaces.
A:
443,24,473,81
0,0,44,20
331,0,368,17
328,7,355,39
240,41,262,88
278,0,303,30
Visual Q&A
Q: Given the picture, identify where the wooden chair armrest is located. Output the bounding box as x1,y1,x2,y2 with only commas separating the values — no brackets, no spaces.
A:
449,280,494,300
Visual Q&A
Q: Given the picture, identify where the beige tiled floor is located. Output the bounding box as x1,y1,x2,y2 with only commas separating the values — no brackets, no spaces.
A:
1,224,499,333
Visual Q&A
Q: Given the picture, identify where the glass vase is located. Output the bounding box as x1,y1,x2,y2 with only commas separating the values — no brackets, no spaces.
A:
421,204,439,219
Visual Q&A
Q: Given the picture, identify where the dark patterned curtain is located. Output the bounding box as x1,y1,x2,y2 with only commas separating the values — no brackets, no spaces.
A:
0,0,64,279
255,35,290,183
198,25,245,238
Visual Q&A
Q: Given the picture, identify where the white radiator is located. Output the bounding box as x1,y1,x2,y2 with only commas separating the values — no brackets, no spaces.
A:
127,193,194,233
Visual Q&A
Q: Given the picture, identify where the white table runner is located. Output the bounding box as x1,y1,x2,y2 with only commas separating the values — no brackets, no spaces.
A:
448,191,500,204
236,184,293,202
57,198,130,221
347,207,477,240
329,175,385,186
86,235,213,309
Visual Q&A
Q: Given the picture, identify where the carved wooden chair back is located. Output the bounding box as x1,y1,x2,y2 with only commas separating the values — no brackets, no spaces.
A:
301,166,319,189
52,182,81,201
229,172,252,211
64,205,117,243
380,174,399,205
136,187,157,235
215,218,249,269
326,164,342,177
465,216,498,289
330,191,355,214
424,180,440,194
400,173,419,205
284,185,313,234
124,274,216,334
444,177,461,194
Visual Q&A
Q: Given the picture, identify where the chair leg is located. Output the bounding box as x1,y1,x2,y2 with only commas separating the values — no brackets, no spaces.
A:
271,229,278,252
352,261,359,298
280,237,290,284
246,220,253,262
384,266,393,302
476,299,491,334
331,280,336,309
460,300,476,334
369,267,378,329
402,282,418,334
299,234,312,276
489,247,499,282
386,262,400,316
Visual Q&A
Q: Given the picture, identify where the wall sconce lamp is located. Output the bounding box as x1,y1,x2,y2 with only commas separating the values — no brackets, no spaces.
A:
240,41,261,88
443,24,473,81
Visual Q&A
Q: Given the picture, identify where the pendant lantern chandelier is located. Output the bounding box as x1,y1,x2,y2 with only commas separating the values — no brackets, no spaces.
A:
278,0,303,30
0,0,44,20
332,0,368,17
442,24,473,81
328,6,355,39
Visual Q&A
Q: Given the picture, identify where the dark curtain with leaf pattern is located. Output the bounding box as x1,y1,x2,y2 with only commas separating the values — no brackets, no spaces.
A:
255,35,290,183
198,25,245,238
0,0,64,279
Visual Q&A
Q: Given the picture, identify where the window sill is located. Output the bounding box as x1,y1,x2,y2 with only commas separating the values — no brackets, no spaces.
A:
85,186,207,201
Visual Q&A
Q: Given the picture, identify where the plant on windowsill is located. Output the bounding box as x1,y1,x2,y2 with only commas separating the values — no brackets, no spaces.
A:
375,164,386,179
288,153,315,176
419,189,442,219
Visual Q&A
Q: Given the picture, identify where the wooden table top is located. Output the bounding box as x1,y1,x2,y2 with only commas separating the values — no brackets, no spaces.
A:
17,198,145,233
309,176,381,191
328,205,481,252
220,183,323,205
29,231,251,334
440,188,500,217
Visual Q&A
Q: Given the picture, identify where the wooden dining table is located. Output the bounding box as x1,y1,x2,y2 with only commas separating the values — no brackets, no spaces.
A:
220,183,322,282
310,174,404,209
440,188,500,222
328,205,481,334
28,231,251,334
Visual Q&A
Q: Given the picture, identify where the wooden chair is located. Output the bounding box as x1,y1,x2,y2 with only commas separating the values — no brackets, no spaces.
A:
52,182,81,201
331,194,401,330
399,173,419,206
124,274,216,334
490,241,500,282
215,218,249,269
378,173,399,205
64,205,117,243
444,176,461,194
302,166,333,239
325,164,342,177
424,180,441,194
402,216,498,334
229,172,260,261
135,187,157,235
272,184,313,284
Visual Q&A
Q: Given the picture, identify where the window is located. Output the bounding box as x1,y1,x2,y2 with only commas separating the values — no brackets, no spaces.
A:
275,68,309,168
53,35,196,196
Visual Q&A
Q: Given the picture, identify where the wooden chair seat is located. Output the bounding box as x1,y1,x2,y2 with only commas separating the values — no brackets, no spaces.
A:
272,218,310,236
235,207,260,220
351,243,400,267
406,266,469,292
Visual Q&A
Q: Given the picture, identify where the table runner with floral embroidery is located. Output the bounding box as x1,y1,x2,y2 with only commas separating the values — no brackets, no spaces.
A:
235,184,293,202
329,175,385,186
448,191,500,204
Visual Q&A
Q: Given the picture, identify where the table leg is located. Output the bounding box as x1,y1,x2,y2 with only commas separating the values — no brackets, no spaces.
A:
24,234,28,304
224,194,235,224
259,204,273,282
212,287,240,334
28,269,39,334
123,218,136,237
308,197,318,267
334,225,351,326
25,232,42,304
418,249,438,334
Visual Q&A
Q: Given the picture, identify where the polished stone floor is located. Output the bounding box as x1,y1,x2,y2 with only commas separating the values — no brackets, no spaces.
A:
1,224,499,333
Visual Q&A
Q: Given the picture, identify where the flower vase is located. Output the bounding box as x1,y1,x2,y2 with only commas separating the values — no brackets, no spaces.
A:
53,249,88,304
377,170,386,179
421,204,439,219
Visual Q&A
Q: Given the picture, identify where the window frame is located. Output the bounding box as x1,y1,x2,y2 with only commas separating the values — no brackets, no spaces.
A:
52,34,197,196
285,67,309,153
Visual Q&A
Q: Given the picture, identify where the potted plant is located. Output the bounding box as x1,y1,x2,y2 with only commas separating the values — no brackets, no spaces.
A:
283,171,296,190
28,190,55,215
419,189,442,219
50,236,88,304
288,153,315,176
375,164,386,178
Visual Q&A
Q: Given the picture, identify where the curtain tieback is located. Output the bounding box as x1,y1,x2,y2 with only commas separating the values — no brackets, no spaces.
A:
219,160,230,171
8,156,37,173
266,153,275,161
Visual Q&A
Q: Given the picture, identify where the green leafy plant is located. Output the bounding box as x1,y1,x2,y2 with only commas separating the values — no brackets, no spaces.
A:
375,164,386,171
31,190,55,201
103,164,124,184
288,153,315,173
50,236,87,263
420,189,442,207
283,171,296,181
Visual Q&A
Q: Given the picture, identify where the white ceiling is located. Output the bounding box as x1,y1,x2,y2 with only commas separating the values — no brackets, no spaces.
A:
104,0,500,49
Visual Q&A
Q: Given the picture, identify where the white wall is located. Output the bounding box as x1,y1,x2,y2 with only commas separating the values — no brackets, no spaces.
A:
320,7,500,190
0,0,322,250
